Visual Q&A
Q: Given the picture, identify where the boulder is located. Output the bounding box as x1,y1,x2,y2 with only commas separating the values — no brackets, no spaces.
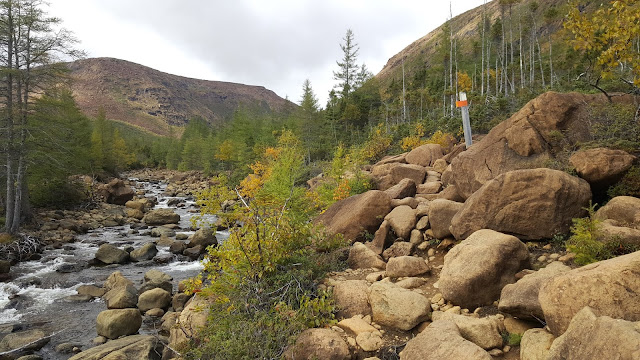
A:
382,241,414,260
432,312,504,350
348,242,386,270
150,227,175,238
172,293,192,312
104,271,134,292
183,245,203,259
0,329,49,354
333,280,371,319
104,284,139,309
520,328,555,360
125,200,146,212
433,158,448,174
139,279,173,295
450,92,619,199
385,256,429,278
138,288,172,312
130,243,158,262
144,269,172,283
539,250,640,336
188,228,217,248
371,163,427,190
439,229,530,309
169,241,187,254
547,307,640,360
77,285,106,298
169,295,210,348
368,220,392,255
96,309,142,339
598,220,640,245
143,209,180,226
417,182,442,194
384,178,417,199
356,331,383,352
337,316,379,336
284,328,351,360
450,169,591,240
427,199,463,239
385,205,417,240
68,335,162,360
400,320,492,360
569,147,635,188
498,262,570,320
97,179,135,205
595,196,640,227
368,281,431,331
405,144,445,167
315,190,392,243
95,244,130,265
126,208,144,220
437,185,465,202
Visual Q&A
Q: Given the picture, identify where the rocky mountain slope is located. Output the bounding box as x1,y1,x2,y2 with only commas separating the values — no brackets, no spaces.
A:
66,57,295,136
375,0,566,88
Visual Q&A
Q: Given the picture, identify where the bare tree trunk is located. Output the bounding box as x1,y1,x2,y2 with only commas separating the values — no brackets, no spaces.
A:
548,31,554,88
481,1,486,96
519,17,524,89
4,0,15,233
402,58,406,123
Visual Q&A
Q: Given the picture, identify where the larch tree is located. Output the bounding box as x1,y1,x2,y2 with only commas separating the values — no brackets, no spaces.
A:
333,29,360,99
1,0,82,233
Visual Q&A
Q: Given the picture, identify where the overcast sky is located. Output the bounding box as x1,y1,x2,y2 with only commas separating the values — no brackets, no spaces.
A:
47,0,486,105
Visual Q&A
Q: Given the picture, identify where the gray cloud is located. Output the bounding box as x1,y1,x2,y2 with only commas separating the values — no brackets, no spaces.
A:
51,0,486,103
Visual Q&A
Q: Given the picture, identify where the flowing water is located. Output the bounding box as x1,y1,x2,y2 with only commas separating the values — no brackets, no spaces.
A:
0,178,223,359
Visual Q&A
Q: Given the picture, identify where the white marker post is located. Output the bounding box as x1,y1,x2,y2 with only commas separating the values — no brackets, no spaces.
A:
456,92,472,147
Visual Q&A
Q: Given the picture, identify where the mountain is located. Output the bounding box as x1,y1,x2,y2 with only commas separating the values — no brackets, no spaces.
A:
66,57,295,136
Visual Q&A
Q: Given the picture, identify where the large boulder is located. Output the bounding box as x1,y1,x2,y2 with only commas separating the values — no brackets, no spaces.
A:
284,328,351,360
68,335,162,360
130,243,158,262
347,242,386,270
538,250,640,336
450,92,618,199
169,294,210,349
428,199,463,239
97,179,135,205
104,271,134,292
595,196,640,227
439,229,530,309
405,144,445,167
0,329,49,354
498,262,570,320
432,312,503,350
385,256,430,278
598,220,640,246
368,281,431,331
547,307,640,360
104,284,139,309
371,163,427,190
385,178,417,199
188,228,217,249
520,328,556,360
385,205,417,240
333,280,371,319
569,147,635,188
143,208,180,226
95,244,130,265
138,288,172,312
96,309,142,339
315,190,392,243
450,169,591,240
400,320,492,360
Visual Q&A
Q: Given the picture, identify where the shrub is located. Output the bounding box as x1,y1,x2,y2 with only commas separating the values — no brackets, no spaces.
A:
184,131,347,359
566,203,608,265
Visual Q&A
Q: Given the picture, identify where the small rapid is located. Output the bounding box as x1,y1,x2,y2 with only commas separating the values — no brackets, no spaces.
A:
0,177,221,359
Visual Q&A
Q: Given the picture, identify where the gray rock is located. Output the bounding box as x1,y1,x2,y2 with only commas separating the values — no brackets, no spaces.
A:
96,309,142,339
130,243,158,262
95,244,129,265
138,288,172,312
68,335,161,360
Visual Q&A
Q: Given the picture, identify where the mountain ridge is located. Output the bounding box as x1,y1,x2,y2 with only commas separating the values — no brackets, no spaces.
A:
66,57,295,136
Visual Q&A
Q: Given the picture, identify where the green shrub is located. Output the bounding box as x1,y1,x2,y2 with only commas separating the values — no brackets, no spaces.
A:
566,203,609,265
507,333,523,346
29,177,88,209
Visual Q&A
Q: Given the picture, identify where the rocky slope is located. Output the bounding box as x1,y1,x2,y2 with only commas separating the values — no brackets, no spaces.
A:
66,57,295,136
